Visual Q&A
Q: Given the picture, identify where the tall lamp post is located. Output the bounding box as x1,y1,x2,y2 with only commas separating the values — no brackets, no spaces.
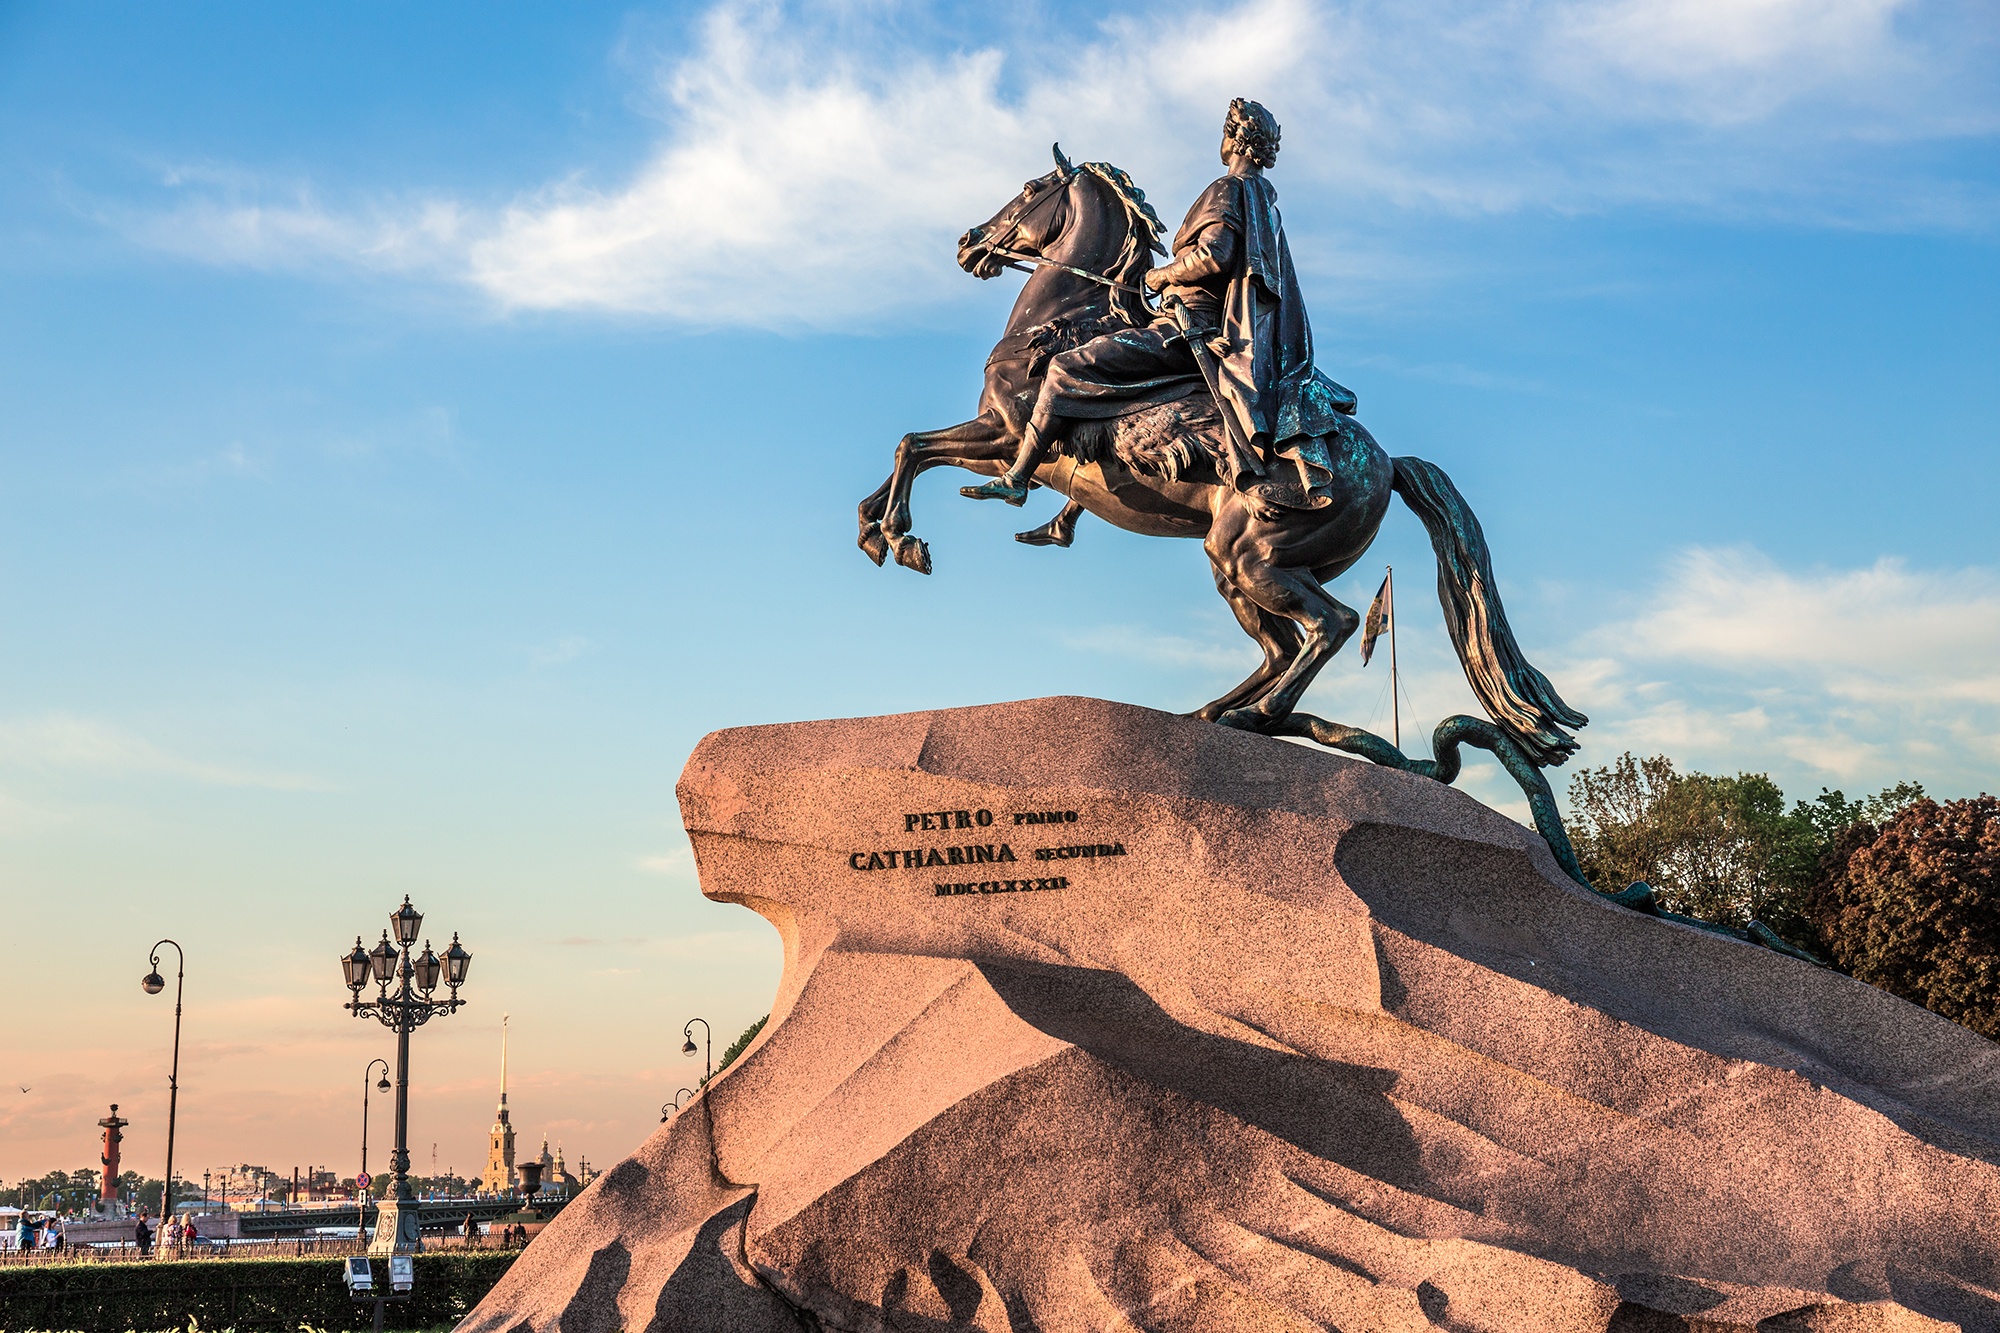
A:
340,896,471,1256
141,940,185,1233
360,1059,390,1228
682,1019,711,1084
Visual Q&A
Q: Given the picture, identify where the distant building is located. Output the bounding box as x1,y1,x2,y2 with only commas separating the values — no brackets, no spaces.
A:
480,1015,517,1193
529,1137,578,1194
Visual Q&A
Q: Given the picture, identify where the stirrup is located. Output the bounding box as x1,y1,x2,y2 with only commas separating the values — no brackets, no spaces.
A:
960,477,1029,507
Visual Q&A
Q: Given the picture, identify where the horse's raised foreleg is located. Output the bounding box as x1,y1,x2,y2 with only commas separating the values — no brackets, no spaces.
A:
860,415,1015,574
1203,503,1360,729
1193,560,1303,719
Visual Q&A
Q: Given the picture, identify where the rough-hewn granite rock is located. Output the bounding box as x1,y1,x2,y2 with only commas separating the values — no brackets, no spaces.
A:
460,697,2000,1333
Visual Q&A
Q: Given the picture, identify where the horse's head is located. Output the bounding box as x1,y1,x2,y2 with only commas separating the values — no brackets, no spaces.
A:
957,144,1078,279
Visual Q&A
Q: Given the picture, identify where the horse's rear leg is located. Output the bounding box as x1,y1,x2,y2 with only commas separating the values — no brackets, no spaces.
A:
1194,561,1303,720
1205,511,1359,729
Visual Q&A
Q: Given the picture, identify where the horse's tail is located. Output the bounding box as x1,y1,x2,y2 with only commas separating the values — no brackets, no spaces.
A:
1391,456,1587,767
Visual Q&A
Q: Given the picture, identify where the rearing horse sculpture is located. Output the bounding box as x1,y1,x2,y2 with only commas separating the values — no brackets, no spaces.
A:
855,146,1833,965
858,146,1586,764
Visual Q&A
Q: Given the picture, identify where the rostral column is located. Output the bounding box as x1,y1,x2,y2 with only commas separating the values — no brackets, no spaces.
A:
98,1104,130,1205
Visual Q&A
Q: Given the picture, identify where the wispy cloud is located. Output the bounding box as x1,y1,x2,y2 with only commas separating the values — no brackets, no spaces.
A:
635,848,692,875
1569,546,2000,789
0,714,327,791
528,635,593,671
115,0,1999,326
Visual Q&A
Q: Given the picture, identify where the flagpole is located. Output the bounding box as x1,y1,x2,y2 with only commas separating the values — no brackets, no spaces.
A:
1387,565,1399,751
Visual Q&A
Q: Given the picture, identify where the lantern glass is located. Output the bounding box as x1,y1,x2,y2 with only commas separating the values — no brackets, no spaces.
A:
682,1037,697,1055
412,943,442,993
443,934,471,987
390,897,423,948
376,1074,391,1092
369,933,398,984
341,939,371,990
142,970,165,995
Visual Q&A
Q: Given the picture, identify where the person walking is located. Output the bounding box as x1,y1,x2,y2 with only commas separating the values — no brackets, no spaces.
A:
461,1212,478,1249
134,1210,153,1258
12,1215,30,1252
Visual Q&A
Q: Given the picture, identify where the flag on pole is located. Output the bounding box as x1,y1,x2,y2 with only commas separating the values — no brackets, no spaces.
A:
1360,572,1391,665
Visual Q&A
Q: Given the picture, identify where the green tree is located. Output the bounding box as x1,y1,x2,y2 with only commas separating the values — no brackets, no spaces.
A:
1806,795,2000,1037
1566,756,1925,955
699,1015,770,1087
1567,754,1810,936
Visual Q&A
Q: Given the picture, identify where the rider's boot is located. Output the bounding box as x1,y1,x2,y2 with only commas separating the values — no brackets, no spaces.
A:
1016,500,1081,547
963,424,1045,506
960,471,1031,506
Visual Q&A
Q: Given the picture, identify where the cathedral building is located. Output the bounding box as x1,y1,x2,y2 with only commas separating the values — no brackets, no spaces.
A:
529,1137,580,1195
480,1015,517,1194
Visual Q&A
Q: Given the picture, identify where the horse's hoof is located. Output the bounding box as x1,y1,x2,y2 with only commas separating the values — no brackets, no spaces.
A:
858,522,888,566
1014,527,1074,548
888,534,932,575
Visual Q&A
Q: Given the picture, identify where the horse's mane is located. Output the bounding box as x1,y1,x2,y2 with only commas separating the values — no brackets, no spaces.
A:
1079,161,1166,328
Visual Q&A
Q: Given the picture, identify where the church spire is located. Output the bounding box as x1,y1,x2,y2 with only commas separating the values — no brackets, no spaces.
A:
481,1014,518,1193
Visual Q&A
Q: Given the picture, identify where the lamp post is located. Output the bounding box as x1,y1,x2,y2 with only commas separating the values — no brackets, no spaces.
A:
682,1019,711,1084
360,1059,390,1228
140,942,184,1239
340,896,471,1256
659,1087,697,1122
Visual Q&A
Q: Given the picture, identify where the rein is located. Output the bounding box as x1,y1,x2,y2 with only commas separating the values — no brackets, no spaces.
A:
986,243,1153,299
978,169,1155,304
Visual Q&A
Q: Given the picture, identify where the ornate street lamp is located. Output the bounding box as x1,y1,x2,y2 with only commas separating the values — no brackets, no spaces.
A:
659,1087,697,1122
141,940,185,1239
339,896,470,1256
682,1018,712,1084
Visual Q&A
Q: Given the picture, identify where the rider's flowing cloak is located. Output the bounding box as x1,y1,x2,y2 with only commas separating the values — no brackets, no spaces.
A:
1033,171,1359,510
1187,174,1353,506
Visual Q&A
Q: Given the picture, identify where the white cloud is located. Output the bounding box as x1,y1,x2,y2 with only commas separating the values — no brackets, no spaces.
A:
0,714,326,791
1613,547,2000,704
1569,547,2000,791
118,0,1999,325
1545,0,1923,123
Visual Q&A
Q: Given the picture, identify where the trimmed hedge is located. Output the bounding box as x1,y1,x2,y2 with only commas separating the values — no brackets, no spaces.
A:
0,1251,515,1332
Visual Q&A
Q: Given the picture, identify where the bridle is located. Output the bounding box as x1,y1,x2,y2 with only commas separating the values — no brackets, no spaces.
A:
971,171,1153,300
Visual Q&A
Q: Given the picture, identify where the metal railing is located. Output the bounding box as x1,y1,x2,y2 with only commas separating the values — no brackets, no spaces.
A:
0,1233,530,1267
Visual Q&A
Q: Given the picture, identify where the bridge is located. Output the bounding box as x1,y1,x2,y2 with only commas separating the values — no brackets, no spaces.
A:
232,1194,571,1238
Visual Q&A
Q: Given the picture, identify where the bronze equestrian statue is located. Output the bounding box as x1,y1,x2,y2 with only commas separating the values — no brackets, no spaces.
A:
854,99,1824,963
857,100,1585,763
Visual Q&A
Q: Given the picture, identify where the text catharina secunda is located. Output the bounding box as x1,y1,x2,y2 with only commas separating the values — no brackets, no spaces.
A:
848,842,1126,871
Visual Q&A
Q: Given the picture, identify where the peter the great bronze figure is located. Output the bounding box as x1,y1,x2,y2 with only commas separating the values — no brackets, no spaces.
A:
857,101,1814,960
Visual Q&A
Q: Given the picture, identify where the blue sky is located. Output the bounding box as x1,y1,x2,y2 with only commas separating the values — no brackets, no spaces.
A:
3,0,1997,1183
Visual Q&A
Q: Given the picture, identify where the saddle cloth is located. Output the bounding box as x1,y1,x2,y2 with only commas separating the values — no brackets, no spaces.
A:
1061,375,1352,512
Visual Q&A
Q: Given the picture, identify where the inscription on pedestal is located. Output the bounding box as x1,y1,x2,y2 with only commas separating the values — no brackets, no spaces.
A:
843,808,1130,898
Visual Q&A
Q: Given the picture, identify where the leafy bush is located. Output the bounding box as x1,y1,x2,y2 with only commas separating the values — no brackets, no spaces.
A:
0,1251,514,1333
1807,796,2000,1037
